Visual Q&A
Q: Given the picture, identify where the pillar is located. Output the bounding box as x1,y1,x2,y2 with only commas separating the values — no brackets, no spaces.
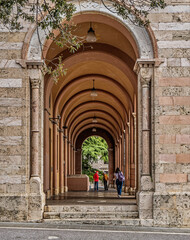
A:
64,129,68,192
27,60,45,221
125,122,131,192
59,128,64,194
44,109,50,197
134,60,154,220
30,78,40,177
121,133,125,172
108,148,114,186
75,148,82,174
132,112,137,192
53,124,58,195
130,113,134,188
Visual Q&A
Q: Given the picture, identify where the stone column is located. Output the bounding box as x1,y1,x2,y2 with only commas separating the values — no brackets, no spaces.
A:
108,148,114,186
73,148,76,175
121,133,124,172
132,112,137,192
64,129,68,192
44,109,50,197
59,129,64,194
26,60,45,221
134,60,154,220
67,139,71,175
125,122,130,192
75,149,82,174
53,125,58,195
130,114,134,189
70,144,73,175
30,77,40,177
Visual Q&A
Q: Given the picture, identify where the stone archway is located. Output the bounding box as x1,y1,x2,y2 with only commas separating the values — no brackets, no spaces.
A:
22,1,157,222
75,128,115,184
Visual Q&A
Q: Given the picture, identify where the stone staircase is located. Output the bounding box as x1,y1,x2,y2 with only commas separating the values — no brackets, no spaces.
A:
43,204,140,226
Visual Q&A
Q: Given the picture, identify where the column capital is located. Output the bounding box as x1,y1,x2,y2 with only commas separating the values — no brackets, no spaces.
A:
132,112,136,118
16,59,44,69
140,67,153,86
26,60,44,69
134,58,162,74
30,78,41,89
134,59,154,86
126,122,130,128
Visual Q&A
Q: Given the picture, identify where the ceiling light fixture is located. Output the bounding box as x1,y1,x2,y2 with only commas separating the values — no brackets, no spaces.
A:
92,115,98,123
90,79,98,97
86,22,97,43
92,128,97,132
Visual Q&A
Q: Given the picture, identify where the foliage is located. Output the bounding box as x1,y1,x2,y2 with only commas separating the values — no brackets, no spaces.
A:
82,136,108,182
82,136,108,164
0,0,166,81
111,0,166,27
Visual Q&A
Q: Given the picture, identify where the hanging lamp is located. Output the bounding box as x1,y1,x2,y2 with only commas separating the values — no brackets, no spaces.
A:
92,115,98,123
86,23,97,43
90,79,98,97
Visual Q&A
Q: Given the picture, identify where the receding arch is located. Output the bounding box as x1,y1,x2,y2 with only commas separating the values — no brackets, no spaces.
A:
71,119,119,144
75,127,115,183
68,110,121,136
61,101,125,131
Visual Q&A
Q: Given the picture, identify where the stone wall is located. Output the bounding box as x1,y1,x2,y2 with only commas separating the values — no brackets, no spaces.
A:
0,31,30,220
149,0,190,227
0,0,189,226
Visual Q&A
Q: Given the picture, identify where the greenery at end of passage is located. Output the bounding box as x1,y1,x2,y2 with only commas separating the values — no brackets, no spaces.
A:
82,136,108,183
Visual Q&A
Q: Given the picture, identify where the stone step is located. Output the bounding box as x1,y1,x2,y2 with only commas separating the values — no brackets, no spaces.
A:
43,218,141,226
43,211,139,219
44,204,138,213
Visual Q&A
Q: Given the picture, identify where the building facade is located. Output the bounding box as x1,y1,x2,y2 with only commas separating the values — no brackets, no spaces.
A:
0,0,190,227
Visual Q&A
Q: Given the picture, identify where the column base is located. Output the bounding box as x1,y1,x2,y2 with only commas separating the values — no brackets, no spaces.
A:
64,186,68,192
153,192,190,227
46,190,51,199
60,187,64,194
124,186,129,193
28,177,45,221
138,191,153,219
141,175,154,191
54,188,59,196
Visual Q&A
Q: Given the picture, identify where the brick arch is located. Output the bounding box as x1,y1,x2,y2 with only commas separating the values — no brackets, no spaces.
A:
23,11,155,60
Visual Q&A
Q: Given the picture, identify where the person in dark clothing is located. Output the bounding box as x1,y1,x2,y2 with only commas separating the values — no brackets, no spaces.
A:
114,167,125,197
103,172,108,190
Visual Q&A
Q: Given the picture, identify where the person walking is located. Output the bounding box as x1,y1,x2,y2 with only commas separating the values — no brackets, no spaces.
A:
103,172,108,191
93,171,99,191
114,167,125,198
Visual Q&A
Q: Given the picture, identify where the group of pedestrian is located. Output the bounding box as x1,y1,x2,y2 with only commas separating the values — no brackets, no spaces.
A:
93,171,108,191
93,167,125,198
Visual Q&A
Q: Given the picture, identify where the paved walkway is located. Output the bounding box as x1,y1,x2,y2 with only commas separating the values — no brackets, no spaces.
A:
1,222,190,240
47,187,136,206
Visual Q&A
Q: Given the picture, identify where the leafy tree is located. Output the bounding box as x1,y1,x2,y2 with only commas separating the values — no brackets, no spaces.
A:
82,136,108,182
0,0,166,80
82,136,108,164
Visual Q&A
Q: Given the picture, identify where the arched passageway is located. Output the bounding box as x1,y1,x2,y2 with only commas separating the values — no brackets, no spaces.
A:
43,12,139,198
76,128,114,184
